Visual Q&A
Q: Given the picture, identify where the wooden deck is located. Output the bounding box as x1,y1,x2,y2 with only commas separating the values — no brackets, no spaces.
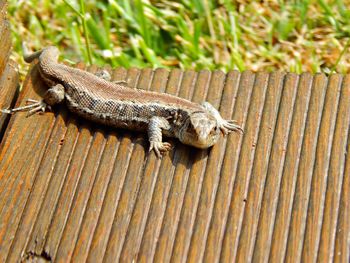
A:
0,64,349,262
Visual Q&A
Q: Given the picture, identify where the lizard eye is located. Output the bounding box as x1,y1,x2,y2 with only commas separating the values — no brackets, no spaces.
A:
211,126,219,135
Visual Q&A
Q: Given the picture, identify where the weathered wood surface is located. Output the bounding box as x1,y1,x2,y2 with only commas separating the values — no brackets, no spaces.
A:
0,0,12,77
0,65,349,263
0,0,18,137
0,61,18,139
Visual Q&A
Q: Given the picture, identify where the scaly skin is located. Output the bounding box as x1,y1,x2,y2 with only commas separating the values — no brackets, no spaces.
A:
2,46,243,157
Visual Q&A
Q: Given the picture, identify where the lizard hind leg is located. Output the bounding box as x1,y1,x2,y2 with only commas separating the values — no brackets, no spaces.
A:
95,70,112,81
0,83,65,116
95,70,128,86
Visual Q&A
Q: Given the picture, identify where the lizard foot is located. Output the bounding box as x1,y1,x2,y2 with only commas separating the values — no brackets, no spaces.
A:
95,70,112,81
149,141,172,158
1,99,50,116
219,119,243,135
95,70,128,86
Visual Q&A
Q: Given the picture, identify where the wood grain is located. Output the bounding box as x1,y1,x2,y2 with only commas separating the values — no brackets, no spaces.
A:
0,66,349,263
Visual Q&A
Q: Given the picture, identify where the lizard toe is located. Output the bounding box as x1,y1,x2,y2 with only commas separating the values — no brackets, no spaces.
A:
149,141,172,158
219,119,243,134
27,101,48,116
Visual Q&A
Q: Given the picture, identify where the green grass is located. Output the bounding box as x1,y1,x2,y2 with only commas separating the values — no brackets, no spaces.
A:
8,0,350,75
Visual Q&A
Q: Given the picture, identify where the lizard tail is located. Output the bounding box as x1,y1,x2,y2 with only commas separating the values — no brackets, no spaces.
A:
22,42,44,63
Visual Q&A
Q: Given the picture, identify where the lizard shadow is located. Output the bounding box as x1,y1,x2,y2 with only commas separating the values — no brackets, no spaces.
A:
27,65,48,98
167,141,209,168
58,108,207,170
105,128,208,168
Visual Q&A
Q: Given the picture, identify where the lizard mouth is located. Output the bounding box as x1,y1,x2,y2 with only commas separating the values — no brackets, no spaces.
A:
182,134,218,149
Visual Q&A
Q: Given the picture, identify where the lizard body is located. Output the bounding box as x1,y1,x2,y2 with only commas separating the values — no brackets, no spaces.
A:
3,46,242,157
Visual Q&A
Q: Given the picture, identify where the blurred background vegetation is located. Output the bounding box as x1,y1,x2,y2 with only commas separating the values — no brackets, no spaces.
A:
8,0,350,77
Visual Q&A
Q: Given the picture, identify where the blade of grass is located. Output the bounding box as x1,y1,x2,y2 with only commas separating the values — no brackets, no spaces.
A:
330,37,350,73
86,13,110,50
62,0,92,64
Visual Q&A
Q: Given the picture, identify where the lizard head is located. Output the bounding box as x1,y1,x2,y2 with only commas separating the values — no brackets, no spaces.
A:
178,111,220,149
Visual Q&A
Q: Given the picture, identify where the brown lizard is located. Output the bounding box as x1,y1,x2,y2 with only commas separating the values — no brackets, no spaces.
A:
2,46,243,157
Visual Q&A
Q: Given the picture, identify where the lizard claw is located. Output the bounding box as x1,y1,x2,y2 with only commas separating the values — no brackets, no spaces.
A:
149,141,172,158
1,99,49,117
219,119,243,135
0,109,12,114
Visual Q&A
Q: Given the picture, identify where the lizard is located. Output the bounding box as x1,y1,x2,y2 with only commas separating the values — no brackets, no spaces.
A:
1,46,243,158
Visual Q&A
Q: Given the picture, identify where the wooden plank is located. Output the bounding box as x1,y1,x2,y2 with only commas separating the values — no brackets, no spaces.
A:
101,68,156,263
269,73,314,262
0,61,18,139
184,70,228,263
284,73,328,262
150,70,198,263
252,73,299,262
0,0,12,77
123,69,183,262
202,71,254,263
317,74,350,262
220,72,270,262
0,66,58,262
0,0,17,137
235,72,285,262
0,66,349,263
334,115,350,263
301,74,342,262
167,69,215,263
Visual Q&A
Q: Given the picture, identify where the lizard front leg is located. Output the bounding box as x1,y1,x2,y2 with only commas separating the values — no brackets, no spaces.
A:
201,101,243,135
148,116,172,158
1,83,65,116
